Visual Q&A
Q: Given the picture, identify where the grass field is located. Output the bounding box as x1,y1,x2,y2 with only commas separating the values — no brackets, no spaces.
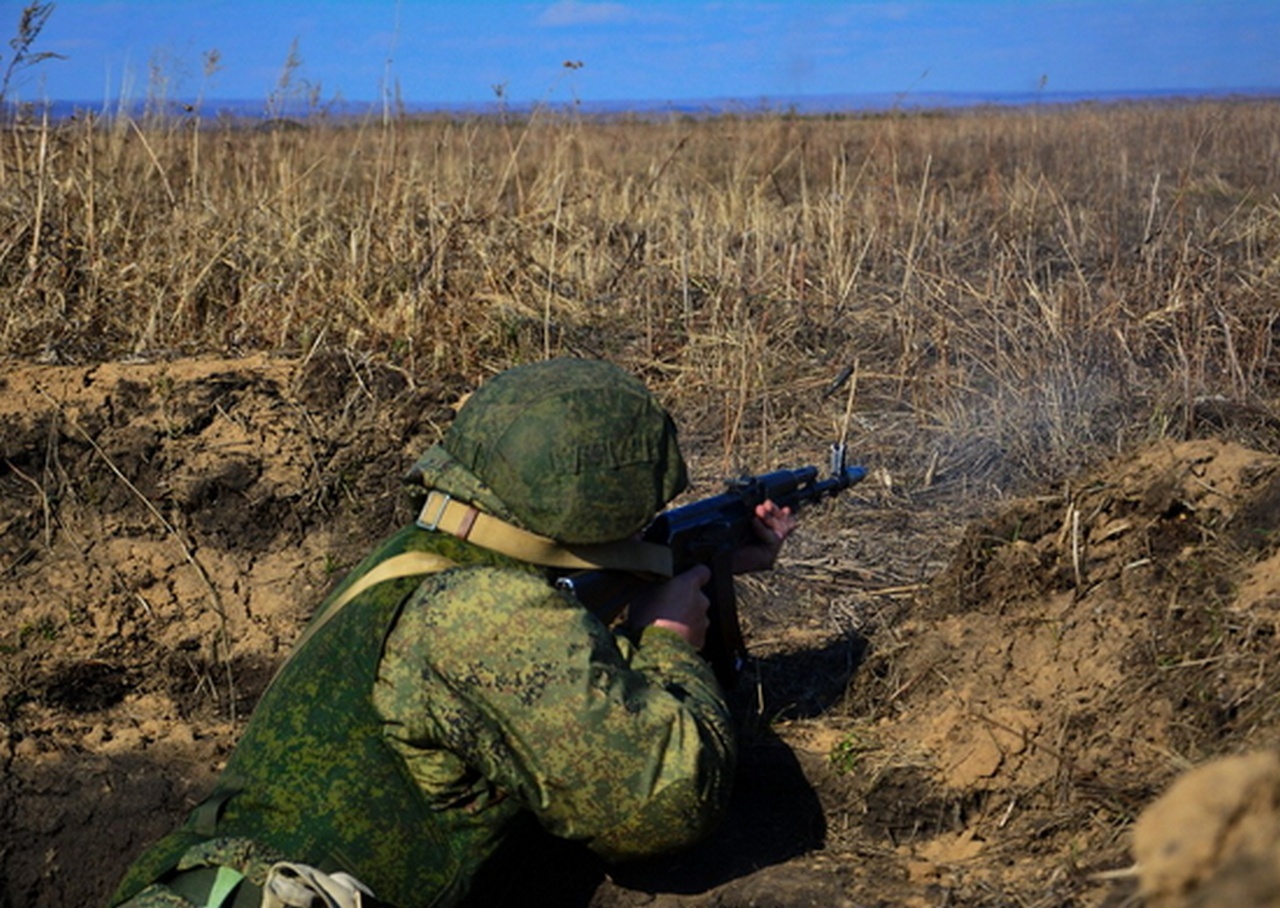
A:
5,99,1278,487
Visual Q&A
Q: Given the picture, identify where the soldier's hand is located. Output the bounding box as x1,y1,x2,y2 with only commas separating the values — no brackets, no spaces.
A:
627,565,712,650
731,499,797,574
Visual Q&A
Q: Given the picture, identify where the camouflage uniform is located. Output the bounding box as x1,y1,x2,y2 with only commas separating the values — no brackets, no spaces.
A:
111,360,736,908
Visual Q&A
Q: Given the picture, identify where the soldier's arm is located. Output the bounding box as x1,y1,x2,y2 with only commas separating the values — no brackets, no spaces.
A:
376,567,736,862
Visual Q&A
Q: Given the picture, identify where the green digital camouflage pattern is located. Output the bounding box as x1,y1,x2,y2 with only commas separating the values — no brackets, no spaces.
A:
377,556,736,864
114,837,284,907
112,522,735,908
406,359,687,544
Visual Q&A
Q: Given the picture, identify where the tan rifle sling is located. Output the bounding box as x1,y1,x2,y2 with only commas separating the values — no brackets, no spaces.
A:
259,550,458,701
290,550,459,656
416,490,673,577
268,499,669,696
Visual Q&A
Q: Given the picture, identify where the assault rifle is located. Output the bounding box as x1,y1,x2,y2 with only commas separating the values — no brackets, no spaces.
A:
557,444,866,687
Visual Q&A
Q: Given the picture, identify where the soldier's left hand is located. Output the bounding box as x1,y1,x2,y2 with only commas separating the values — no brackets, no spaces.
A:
730,500,797,574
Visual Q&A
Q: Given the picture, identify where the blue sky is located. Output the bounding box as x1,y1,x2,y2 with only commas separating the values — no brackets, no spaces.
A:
10,1,1279,108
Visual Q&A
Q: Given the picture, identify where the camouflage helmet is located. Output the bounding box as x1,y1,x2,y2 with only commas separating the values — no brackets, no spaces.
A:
407,359,687,544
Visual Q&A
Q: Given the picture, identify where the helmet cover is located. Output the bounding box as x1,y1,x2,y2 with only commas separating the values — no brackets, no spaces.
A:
407,359,686,544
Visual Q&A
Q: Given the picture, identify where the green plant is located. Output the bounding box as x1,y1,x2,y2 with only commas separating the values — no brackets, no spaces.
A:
18,614,59,646
829,729,878,775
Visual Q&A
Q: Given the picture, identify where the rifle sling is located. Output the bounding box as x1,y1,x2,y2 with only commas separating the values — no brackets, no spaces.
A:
262,550,459,699
324,550,460,617
264,498,672,703
416,490,673,578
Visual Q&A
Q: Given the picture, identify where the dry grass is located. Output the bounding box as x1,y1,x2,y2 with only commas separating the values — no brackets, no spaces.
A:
3,100,1279,490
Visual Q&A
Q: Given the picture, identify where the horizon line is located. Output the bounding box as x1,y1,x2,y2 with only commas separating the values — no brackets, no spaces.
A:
14,85,1280,122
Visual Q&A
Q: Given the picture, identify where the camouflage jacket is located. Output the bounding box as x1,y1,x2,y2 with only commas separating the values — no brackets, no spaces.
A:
112,523,736,908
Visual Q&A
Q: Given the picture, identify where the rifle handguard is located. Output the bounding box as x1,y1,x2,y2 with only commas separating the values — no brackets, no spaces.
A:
559,446,866,688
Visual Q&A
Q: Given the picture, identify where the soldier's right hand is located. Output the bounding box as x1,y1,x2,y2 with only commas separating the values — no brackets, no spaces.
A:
627,565,712,650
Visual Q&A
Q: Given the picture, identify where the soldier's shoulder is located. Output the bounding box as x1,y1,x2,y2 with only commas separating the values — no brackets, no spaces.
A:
392,565,583,668
415,563,567,620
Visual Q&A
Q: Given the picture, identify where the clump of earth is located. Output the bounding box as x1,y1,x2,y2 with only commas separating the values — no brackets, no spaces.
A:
4,355,1280,907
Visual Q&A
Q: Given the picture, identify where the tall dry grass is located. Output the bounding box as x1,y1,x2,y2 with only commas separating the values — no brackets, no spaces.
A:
3,101,1279,492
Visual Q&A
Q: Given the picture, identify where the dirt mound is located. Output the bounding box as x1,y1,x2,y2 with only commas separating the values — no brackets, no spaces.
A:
1134,751,1280,907
834,437,1280,903
5,355,1280,907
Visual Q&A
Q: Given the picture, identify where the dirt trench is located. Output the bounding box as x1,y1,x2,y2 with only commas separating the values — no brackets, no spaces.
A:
4,356,1280,907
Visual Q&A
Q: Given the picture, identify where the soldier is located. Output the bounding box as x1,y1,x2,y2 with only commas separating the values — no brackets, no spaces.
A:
109,358,795,908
